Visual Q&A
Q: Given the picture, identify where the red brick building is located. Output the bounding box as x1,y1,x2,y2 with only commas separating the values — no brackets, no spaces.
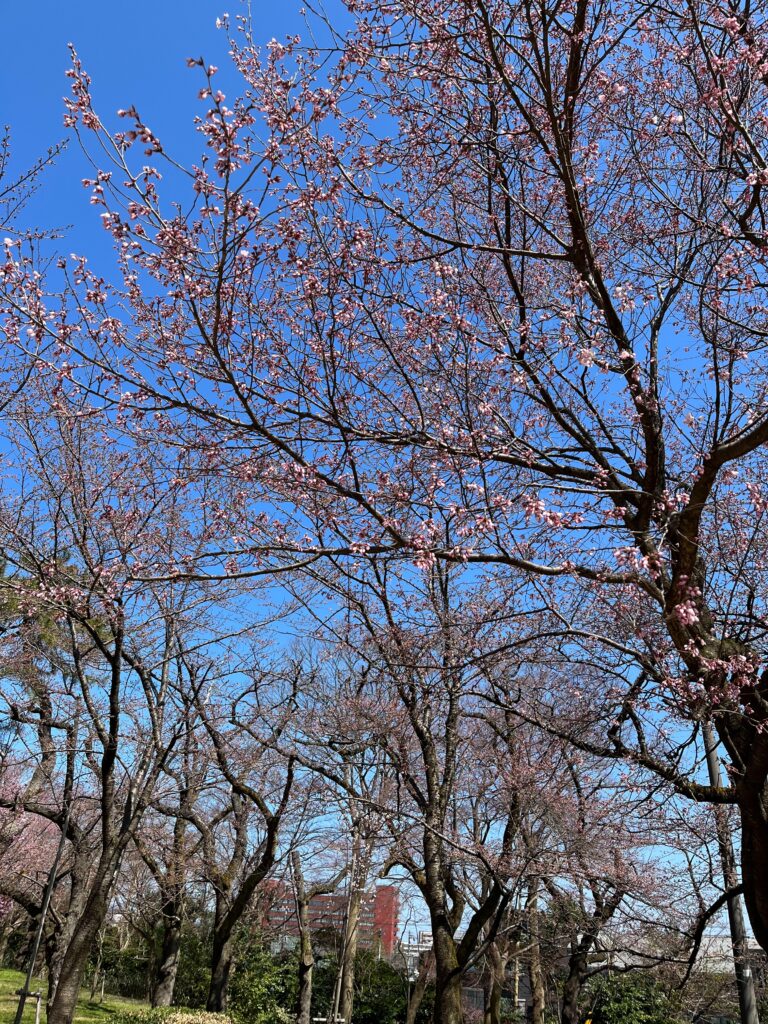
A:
263,883,399,958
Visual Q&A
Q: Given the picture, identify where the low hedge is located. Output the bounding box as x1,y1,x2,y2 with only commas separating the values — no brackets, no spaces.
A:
107,1010,236,1024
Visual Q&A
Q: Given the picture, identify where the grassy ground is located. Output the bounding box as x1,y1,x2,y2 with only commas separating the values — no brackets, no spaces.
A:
0,969,146,1024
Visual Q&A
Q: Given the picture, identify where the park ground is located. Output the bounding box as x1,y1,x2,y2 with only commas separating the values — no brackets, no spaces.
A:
0,970,144,1024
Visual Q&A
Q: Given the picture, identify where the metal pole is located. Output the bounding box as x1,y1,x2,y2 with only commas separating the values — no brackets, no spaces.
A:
13,802,71,1024
703,721,760,1024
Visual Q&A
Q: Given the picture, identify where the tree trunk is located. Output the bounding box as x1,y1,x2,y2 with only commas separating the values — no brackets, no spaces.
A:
406,952,434,1024
339,885,362,1024
207,928,235,1013
89,931,104,1000
46,910,81,1011
47,880,112,1024
152,903,183,1008
293,854,315,1024
296,951,313,1024
526,885,546,1024
483,975,502,1024
45,856,91,1016
703,724,761,1024
740,792,768,954
560,951,587,1024
432,923,463,1024
434,972,464,1024
483,944,507,1024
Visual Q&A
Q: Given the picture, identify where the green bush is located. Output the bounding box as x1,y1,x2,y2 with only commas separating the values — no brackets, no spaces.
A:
172,927,213,1009
312,950,433,1024
107,1010,235,1024
227,943,298,1024
88,932,153,1001
584,972,684,1024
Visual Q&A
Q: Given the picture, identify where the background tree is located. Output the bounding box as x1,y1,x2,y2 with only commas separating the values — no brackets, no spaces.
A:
23,0,768,959
190,666,295,1013
0,390,237,1024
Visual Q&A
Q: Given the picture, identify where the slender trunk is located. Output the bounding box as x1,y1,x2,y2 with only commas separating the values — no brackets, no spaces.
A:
704,724,761,1024
483,975,502,1024
526,884,545,1024
294,883,314,1024
406,952,434,1024
152,903,183,1008
296,947,313,1024
483,944,507,1024
528,955,545,1024
339,886,363,1024
89,931,104,1001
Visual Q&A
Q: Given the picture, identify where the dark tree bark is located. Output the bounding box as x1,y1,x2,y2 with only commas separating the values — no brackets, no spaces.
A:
207,923,236,1014
152,899,183,1008
139,805,195,1009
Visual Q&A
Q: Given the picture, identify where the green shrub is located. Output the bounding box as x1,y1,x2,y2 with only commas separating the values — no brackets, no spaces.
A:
227,943,297,1024
584,972,684,1024
108,1009,235,1024
171,928,213,1009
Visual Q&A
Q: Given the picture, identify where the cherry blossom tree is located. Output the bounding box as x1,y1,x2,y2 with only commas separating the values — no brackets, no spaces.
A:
8,0,768,993
132,734,208,1008
0,383,244,1024
281,564,532,1024
185,663,295,1013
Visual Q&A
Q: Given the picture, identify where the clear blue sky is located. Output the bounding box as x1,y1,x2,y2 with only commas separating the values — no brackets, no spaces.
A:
1,1,344,250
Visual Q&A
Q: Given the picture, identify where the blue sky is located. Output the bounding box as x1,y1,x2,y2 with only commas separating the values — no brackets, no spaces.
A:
1,1,344,250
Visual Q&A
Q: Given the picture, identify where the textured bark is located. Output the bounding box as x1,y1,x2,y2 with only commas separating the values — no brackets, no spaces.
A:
292,851,315,1024
560,951,587,1024
207,928,235,1013
45,844,93,1015
482,943,508,1024
47,863,117,1024
152,905,183,1008
296,947,313,1024
143,809,190,1010
433,972,463,1024
431,922,464,1024
338,884,362,1024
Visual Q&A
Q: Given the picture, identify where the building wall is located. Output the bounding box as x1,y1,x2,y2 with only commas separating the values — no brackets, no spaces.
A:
263,883,400,958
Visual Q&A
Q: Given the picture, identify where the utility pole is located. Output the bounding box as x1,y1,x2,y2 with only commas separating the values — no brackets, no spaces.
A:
703,721,760,1024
